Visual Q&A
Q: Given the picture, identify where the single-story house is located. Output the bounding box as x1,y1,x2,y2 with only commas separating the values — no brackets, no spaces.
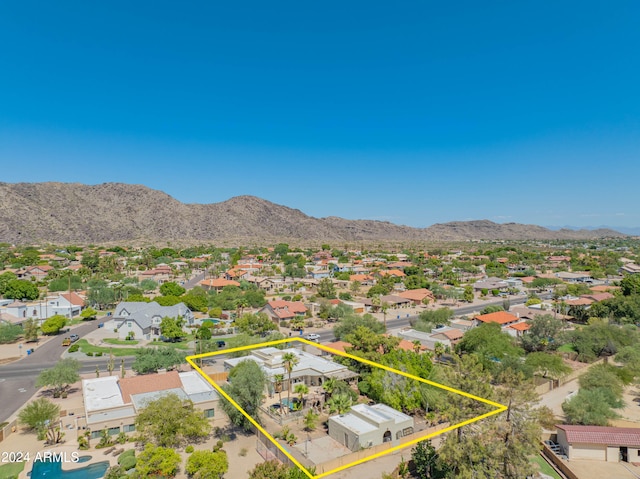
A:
224,347,357,394
328,403,414,451
82,370,219,439
199,278,241,292
397,288,435,305
473,277,509,292
556,424,640,463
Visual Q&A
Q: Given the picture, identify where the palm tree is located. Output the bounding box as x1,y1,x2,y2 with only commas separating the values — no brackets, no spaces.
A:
381,301,390,330
274,374,284,415
412,340,422,354
327,393,352,415
322,377,338,401
434,342,445,361
282,352,299,412
294,383,309,409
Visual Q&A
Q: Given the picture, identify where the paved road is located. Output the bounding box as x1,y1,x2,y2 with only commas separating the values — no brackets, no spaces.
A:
0,320,102,422
183,268,210,290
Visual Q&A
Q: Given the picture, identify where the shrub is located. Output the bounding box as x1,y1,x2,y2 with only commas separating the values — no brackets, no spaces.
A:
86,352,93,357
117,449,135,465
185,445,194,453
69,344,80,353
239,447,247,456
119,455,136,471
95,352,103,357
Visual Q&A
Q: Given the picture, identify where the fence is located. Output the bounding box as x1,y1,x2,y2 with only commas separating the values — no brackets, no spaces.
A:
542,443,578,479
534,357,605,396
0,419,18,443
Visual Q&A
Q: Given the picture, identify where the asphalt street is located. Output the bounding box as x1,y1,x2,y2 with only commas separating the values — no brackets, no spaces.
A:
0,320,104,422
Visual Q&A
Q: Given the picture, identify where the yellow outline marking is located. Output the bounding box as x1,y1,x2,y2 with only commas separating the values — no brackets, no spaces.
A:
187,338,506,478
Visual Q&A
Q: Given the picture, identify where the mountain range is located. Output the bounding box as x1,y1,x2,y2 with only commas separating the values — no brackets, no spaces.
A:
0,182,627,245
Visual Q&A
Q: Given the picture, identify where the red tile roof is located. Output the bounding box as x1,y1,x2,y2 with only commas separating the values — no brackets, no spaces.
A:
581,292,614,302
118,371,183,403
474,311,520,325
508,322,530,331
397,288,434,302
557,425,640,447
199,278,240,288
324,341,352,353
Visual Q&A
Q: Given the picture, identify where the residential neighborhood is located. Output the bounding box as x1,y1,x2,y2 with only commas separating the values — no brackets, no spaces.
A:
1,238,640,479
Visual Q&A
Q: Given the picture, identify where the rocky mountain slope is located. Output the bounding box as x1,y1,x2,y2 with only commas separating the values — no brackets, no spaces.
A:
0,182,625,244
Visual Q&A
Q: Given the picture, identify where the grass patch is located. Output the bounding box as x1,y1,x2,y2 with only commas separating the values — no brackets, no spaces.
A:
76,339,138,357
531,454,561,479
557,344,577,353
103,338,140,345
0,461,25,479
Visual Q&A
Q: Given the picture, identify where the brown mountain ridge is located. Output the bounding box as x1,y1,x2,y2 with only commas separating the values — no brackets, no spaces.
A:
0,182,625,244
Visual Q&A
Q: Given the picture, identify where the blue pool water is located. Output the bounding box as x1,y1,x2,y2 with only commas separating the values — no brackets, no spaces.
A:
29,456,109,479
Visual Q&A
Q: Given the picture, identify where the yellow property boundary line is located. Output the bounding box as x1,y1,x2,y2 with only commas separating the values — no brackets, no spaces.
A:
186,338,507,479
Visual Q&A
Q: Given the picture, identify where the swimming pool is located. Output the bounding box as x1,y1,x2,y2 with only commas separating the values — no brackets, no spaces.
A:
29,456,109,479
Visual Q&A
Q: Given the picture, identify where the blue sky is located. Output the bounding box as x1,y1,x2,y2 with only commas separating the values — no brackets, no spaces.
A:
1,1,639,228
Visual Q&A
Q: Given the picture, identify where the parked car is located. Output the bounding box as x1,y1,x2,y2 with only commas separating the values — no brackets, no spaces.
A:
61,338,71,346
305,333,320,342
69,334,79,342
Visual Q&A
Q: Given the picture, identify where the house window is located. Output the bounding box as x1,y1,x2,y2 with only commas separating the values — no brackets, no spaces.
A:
204,409,215,418
127,321,132,328
90,430,102,439
123,424,135,433
402,427,414,436
108,426,120,436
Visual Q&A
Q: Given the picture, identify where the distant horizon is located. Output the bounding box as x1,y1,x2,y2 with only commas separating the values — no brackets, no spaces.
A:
1,2,639,229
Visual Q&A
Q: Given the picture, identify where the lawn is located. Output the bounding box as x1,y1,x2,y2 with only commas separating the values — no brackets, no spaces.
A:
0,461,25,479
103,338,140,345
76,339,191,357
531,454,561,479
76,339,139,357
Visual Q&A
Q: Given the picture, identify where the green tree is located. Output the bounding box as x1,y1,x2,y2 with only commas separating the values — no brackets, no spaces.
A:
520,314,564,352
562,388,623,426
317,278,336,299
80,307,98,320
3,279,39,300
413,308,454,333
235,312,277,336
18,397,60,432
0,271,17,295
221,359,266,431
160,282,186,297
303,409,319,432
463,285,474,303
411,440,447,479
160,316,186,341
455,322,523,371
23,318,39,342
133,443,181,478
132,347,185,374
480,304,504,315
36,358,80,397
40,314,67,335
524,352,571,379
333,313,384,340
135,393,211,447
185,450,228,479
0,322,22,343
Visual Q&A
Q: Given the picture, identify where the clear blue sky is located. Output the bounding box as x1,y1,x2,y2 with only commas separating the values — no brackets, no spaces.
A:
1,1,639,228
